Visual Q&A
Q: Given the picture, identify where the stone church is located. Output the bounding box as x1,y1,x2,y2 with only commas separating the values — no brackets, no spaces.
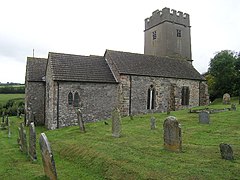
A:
25,7,209,130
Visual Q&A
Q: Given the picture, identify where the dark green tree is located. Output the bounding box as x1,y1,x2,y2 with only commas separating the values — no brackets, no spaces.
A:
208,50,239,100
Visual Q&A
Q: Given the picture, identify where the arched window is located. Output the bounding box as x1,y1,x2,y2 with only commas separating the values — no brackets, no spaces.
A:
68,92,73,105
147,85,155,109
181,86,190,105
73,92,80,107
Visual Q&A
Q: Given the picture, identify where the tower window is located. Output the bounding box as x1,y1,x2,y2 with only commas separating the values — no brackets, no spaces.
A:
181,86,190,105
177,29,181,37
152,31,157,40
147,85,155,109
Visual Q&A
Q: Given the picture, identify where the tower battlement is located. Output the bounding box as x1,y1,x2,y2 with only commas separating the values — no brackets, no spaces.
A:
145,7,190,31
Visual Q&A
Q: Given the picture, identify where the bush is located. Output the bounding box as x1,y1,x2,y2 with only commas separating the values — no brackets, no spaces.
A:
0,99,24,116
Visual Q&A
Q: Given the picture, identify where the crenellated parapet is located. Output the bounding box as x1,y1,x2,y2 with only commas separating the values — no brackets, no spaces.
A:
145,7,190,31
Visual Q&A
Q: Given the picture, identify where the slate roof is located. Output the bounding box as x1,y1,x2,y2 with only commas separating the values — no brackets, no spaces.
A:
26,57,47,82
105,50,205,81
48,52,117,83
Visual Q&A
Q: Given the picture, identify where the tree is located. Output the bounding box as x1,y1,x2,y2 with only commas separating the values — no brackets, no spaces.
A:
208,50,239,100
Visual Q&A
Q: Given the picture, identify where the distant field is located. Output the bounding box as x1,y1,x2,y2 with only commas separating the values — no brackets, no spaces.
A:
0,94,25,104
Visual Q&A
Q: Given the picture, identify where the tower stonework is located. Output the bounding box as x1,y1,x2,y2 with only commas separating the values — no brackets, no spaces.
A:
144,7,192,62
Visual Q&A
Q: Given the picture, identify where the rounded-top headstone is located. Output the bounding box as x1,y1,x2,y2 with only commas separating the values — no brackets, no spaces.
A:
219,143,234,160
163,116,182,152
223,93,230,104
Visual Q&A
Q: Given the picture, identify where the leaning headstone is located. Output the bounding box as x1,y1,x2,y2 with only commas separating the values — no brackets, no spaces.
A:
199,111,210,124
19,123,28,154
29,122,37,161
231,104,236,111
150,117,156,130
163,116,182,152
39,133,57,180
223,93,231,104
76,109,85,133
219,143,234,160
112,108,121,138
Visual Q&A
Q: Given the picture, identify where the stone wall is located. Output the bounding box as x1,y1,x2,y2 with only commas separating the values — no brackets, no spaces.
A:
45,81,118,129
25,81,45,125
199,81,209,106
119,75,201,116
57,82,118,128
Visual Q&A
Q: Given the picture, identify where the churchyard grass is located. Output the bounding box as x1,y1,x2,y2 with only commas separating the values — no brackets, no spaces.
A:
0,99,240,179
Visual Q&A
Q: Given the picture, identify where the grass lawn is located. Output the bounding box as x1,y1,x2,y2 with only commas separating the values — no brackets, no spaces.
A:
0,94,25,104
0,99,239,179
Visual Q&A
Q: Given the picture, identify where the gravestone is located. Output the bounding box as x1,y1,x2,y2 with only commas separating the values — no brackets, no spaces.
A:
163,116,182,152
17,127,22,150
5,115,9,126
223,93,230,104
29,122,37,161
199,111,210,124
2,111,4,123
231,104,236,111
39,133,58,180
76,109,85,133
219,143,234,160
19,123,28,154
8,120,11,138
150,117,156,130
112,108,121,138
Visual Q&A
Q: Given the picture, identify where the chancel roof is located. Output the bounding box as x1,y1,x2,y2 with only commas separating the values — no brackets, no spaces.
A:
105,50,205,81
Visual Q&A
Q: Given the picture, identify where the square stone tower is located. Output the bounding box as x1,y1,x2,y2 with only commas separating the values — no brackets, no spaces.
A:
144,7,192,63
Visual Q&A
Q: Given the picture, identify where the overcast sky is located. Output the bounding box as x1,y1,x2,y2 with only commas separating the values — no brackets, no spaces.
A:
0,0,239,83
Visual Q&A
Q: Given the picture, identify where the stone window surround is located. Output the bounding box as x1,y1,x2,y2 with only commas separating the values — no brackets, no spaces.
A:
147,85,156,109
67,91,80,108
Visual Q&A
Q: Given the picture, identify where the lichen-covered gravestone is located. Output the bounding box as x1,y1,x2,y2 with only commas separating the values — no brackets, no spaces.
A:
199,111,210,124
223,93,231,104
77,109,85,133
150,117,156,130
19,123,28,155
39,133,57,180
163,116,182,152
219,143,234,160
29,122,37,161
112,108,121,138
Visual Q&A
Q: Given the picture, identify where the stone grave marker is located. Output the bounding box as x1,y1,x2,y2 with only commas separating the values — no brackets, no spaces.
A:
223,93,230,104
76,109,85,133
112,108,121,138
231,104,236,111
150,117,156,130
29,122,37,161
17,127,22,150
219,143,234,160
199,111,210,124
163,116,182,152
2,111,4,123
39,133,57,180
19,123,28,154
8,119,11,138
5,115,9,126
